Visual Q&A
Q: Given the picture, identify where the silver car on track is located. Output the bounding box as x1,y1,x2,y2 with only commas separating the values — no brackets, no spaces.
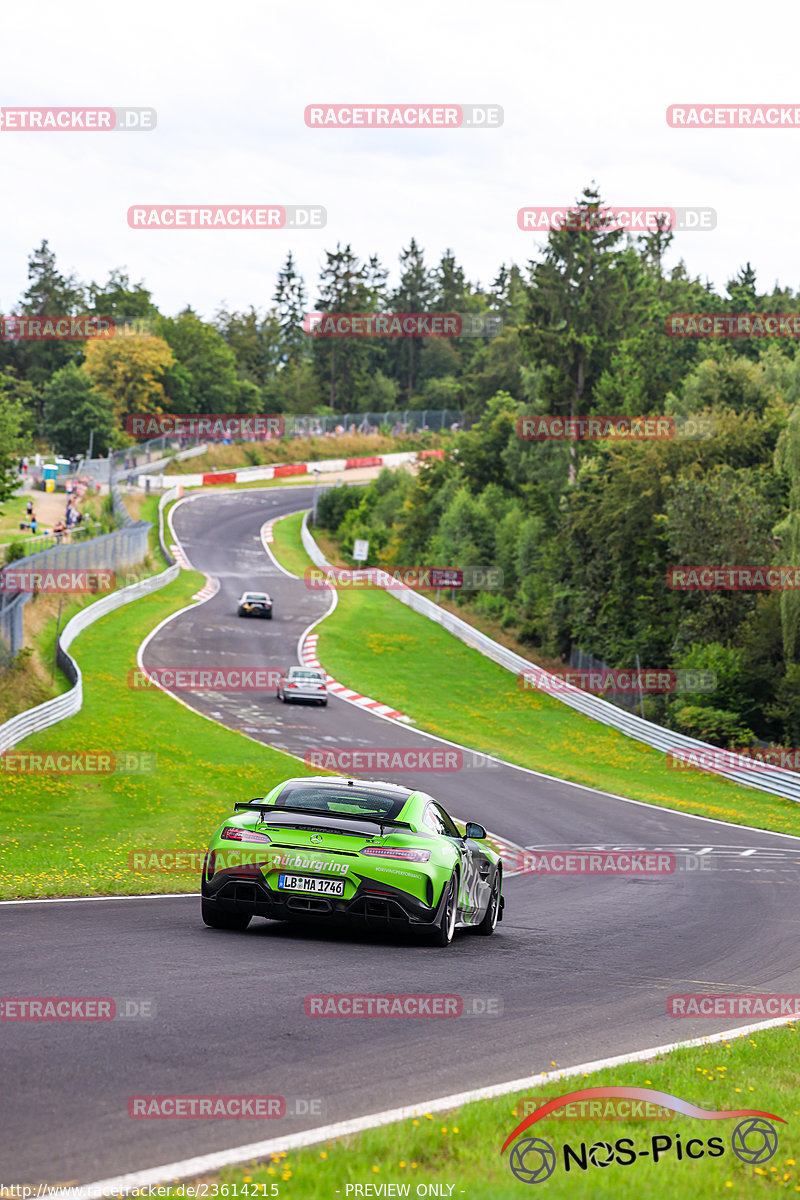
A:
277,665,328,706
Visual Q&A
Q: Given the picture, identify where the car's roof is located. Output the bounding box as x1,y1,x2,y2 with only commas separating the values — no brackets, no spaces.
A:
288,665,325,674
242,591,269,597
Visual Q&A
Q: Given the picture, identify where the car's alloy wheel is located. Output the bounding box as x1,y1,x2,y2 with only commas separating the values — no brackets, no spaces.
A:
201,897,251,931
475,870,501,936
432,873,458,946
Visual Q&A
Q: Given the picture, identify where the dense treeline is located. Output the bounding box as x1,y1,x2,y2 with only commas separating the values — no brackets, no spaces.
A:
0,232,529,465
7,182,793,463
316,390,800,750
306,189,800,750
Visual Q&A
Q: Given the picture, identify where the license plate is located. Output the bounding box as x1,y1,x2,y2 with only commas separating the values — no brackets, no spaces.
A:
278,874,345,896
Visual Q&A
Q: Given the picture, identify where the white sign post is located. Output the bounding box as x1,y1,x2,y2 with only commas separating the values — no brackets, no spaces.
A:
352,538,369,563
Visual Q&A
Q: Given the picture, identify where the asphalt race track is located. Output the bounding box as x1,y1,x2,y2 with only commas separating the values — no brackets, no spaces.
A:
3,483,800,1184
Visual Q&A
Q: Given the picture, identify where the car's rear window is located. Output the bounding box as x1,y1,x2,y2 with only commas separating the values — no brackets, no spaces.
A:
273,782,407,819
291,669,324,679
244,593,268,601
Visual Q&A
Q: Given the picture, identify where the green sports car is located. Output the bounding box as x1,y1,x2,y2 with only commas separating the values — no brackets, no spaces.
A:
200,775,504,945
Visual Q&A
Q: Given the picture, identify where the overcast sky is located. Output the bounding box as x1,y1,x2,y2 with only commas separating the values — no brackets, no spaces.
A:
1,0,797,321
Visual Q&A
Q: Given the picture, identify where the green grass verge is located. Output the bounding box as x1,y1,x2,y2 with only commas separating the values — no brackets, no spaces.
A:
271,510,317,577
268,513,800,839
159,1023,799,1198
0,568,320,899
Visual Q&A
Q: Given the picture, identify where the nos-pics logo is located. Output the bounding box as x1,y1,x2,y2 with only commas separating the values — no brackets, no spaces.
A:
501,1087,783,1184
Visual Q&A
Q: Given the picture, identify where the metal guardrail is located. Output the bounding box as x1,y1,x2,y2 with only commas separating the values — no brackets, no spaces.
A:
0,563,179,754
158,486,182,563
0,524,151,659
300,514,800,804
0,477,182,753
284,410,465,436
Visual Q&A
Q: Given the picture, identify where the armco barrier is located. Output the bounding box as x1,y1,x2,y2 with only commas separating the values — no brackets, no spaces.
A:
300,514,800,804
136,448,423,491
0,489,183,754
0,562,179,754
0,523,151,660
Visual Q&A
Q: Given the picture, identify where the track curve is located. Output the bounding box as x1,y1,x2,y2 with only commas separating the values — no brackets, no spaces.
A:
3,483,800,1183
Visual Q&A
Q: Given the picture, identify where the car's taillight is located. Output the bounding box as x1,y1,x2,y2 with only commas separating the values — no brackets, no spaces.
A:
220,826,271,843
360,847,431,862
287,681,297,688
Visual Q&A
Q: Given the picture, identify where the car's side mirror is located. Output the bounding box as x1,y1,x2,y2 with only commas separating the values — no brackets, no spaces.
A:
465,822,487,840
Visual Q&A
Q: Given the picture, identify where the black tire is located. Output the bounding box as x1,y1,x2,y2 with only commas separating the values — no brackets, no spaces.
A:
474,869,501,936
201,897,251,931
237,608,245,617
320,699,328,707
278,690,287,703
431,873,458,946
266,612,273,620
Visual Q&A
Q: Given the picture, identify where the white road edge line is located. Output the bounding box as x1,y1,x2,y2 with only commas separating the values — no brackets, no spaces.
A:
259,512,311,580
47,1011,800,1199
